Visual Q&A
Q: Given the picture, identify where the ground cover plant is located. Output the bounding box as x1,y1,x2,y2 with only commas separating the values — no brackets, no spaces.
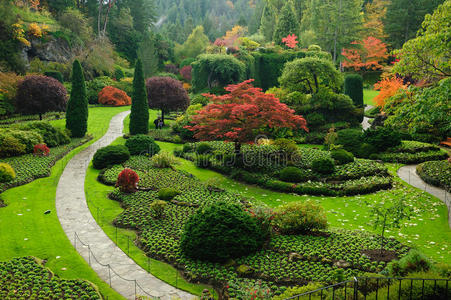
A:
0,257,101,299
97,154,410,297
417,160,451,192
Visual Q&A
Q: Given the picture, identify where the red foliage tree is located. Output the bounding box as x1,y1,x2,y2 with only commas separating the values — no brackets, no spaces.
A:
146,77,190,123
282,34,299,49
186,80,308,154
116,168,139,193
342,36,388,72
33,144,50,156
98,86,131,106
15,75,68,120
180,65,192,82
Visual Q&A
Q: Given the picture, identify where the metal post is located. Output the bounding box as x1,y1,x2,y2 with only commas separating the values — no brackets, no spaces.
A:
108,265,111,287
410,279,413,300
147,257,150,273
74,232,77,249
134,280,137,299
398,279,402,300
127,236,130,255
115,227,118,244
88,245,91,266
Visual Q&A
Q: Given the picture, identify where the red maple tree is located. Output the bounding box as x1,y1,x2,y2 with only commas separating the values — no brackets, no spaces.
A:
282,34,299,49
116,168,139,193
342,36,388,71
186,80,308,153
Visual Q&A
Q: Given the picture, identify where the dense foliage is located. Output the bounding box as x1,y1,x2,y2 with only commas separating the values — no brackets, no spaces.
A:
129,59,149,135
116,168,139,193
0,162,15,183
272,201,328,234
92,145,130,169
66,60,88,138
417,160,451,192
125,135,160,156
98,86,132,106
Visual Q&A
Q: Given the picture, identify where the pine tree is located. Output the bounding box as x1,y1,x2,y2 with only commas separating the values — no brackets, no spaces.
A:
129,59,149,135
273,0,300,45
137,33,159,79
259,1,277,42
66,60,88,138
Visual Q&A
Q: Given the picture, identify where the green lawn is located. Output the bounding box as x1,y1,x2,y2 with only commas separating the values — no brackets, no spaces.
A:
0,106,130,300
364,89,379,106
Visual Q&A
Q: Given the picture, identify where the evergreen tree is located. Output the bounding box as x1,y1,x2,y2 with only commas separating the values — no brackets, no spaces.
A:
138,33,159,78
260,1,277,42
129,59,149,135
66,60,88,138
273,0,300,45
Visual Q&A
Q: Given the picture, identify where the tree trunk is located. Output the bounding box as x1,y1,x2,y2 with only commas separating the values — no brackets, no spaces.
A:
380,214,387,254
234,142,242,167
97,1,102,36
39,113,42,121
161,109,165,126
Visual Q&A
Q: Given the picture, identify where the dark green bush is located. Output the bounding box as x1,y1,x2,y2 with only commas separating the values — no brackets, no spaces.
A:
272,201,328,234
357,143,377,158
125,135,160,156
190,94,209,106
337,129,363,153
180,202,265,262
331,149,354,165
0,129,43,153
196,143,212,154
114,67,125,81
15,121,70,147
344,74,364,108
305,132,327,145
306,112,326,127
312,158,335,174
388,249,432,277
44,71,64,83
279,167,307,183
182,144,193,153
362,127,401,152
92,145,130,169
158,188,180,201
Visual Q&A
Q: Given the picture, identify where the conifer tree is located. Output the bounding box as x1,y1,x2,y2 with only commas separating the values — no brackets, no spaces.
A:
129,59,149,135
273,0,300,45
259,1,277,42
66,60,88,138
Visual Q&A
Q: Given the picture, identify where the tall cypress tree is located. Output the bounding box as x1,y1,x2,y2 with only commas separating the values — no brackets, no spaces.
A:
273,0,300,45
260,1,277,42
129,59,149,135
66,59,88,138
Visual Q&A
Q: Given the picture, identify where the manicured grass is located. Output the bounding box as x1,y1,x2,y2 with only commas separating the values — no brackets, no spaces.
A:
364,89,379,106
0,106,130,300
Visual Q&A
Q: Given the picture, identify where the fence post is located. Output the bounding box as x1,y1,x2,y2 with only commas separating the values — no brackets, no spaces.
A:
398,279,402,300
88,245,91,266
127,236,130,255
354,277,359,300
134,280,137,299
74,232,77,250
115,227,118,244
108,265,112,287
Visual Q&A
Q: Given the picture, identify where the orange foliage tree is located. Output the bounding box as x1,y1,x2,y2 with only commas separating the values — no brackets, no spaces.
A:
373,77,407,108
342,37,388,72
98,86,131,106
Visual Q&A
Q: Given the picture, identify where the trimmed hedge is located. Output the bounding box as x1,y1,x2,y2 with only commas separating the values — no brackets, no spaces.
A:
125,135,160,156
92,145,130,169
417,160,451,192
279,166,308,183
331,149,355,165
312,158,335,174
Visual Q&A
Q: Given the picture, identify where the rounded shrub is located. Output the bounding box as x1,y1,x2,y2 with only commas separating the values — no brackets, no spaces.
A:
116,168,139,193
15,121,70,147
98,86,131,106
114,67,125,81
312,158,335,174
362,127,401,152
357,143,377,158
331,149,354,165
279,167,307,183
92,145,130,169
125,135,160,156
196,143,212,154
344,74,364,108
273,138,298,157
0,163,16,183
158,188,180,201
305,112,326,127
44,71,64,83
337,129,363,154
180,202,265,262
272,201,328,234
0,134,26,157
190,94,209,106
150,151,178,168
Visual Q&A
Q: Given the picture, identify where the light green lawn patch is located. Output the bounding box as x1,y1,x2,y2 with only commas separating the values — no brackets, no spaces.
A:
0,106,130,300
364,89,379,106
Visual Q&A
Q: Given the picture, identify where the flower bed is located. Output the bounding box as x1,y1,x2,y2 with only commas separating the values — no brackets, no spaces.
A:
0,257,101,299
373,149,448,164
417,160,451,192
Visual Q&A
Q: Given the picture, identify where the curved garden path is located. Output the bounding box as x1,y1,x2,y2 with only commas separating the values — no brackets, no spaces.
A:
398,165,451,229
56,111,195,300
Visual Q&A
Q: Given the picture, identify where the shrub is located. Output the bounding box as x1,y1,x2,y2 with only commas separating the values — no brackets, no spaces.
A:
337,129,363,153
1,129,43,153
86,76,115,104
312,158,335,174
196,143,212,154
357,143,377,159
44,71,64,83
14,121,70,147
114,67,124,81
15,75,68,119
125,135,160,156
272,201,328,234
344,74,364,108
66,60,88,138
158,188,180,200
362,127,401,152
180,202,265,262
195,154,211,168
92,145,130,169
331,149,354,165
180,58,195,69
98,86,131,106
279,167,307,183
306,112,326,127
0,163,15,183
33,144,50,156
149,200,167,219
388,249,433,277
115,168,139,193
150,151,178,168
190,94,209,106
129,59,149,135
273,138,298,158
272,283,323,300
417,160,451,192
182,144,193,153
0,135,26,157
180,65,192,82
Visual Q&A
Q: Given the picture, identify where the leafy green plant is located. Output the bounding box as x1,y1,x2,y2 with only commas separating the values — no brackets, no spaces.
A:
92,145,130,169
150,151,178,168
125,135,160,156
0,163,15,183
417,160,451,192
331,149,355,165
158,188,180,200
272,201,328,234
149,200,167,219
196,143,213,154
279,167,308,183
312,158,335,174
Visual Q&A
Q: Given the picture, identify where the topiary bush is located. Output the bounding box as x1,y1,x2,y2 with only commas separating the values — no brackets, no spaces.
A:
180,202,266,262
115,168,139,193
125,135,160,156
0,134,26,157
0,129,43,153
312,158,335,174
98,86,131,106
0,163,15,183
44,71,64,83
272,201,328,234
362,127,401,152
344,74,364,108
331,149,354,165
158,188,180,200
279,167,307,183
66,59,88,138
14,121,70,147
150,151,178,168
337,129,363,154
92,145,130,169
196,143,212,154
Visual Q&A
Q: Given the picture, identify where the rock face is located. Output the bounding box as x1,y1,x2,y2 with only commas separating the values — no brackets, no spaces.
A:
26,36,74,64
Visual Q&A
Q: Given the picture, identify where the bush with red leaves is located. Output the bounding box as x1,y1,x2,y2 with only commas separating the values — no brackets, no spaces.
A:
180,66,192,82
116,168,139,193
98,86,131,106
15,75,68,120
33,144,50,156
165,64,179,75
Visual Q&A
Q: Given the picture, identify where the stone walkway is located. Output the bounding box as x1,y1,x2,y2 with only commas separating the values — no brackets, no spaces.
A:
362,105,374,131
56,111,195,300
398,165,451,229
